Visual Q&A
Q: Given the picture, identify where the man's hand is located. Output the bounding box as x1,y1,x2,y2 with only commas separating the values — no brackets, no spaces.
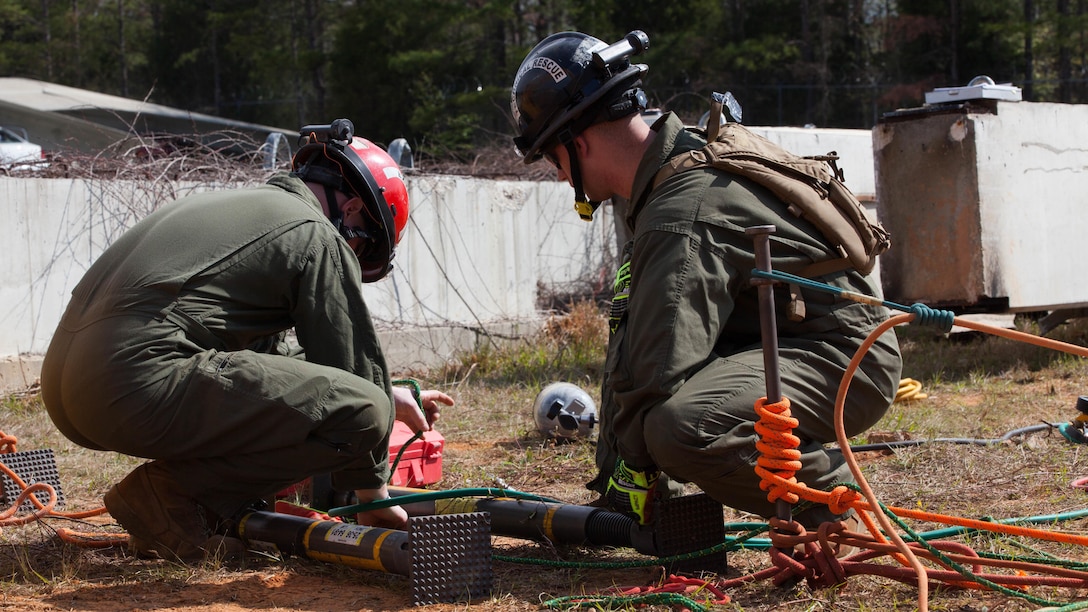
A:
606,460,659,525
354,484,407,529
393,386,453,432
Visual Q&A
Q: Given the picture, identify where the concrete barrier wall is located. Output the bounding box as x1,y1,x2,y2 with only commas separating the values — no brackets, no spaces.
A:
749,126,876,197
0,126,878,392
1,178,212,356
0,174,616,365
875,101,1088,311
366,174,616,326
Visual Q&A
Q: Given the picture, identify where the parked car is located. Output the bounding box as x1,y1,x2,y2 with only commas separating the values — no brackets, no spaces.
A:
0,126,45,168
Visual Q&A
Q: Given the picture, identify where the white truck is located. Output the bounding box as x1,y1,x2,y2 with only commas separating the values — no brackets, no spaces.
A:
0,126,44,168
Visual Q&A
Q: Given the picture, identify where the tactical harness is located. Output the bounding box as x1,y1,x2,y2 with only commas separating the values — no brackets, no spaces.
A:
615,95,892,325
653,96,890,279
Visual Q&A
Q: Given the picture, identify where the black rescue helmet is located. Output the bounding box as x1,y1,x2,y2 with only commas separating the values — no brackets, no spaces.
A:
511,31,650,163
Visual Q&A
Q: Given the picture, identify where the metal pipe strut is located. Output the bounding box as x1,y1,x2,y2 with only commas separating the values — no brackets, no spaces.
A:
388,487,727,573
388,486,654,553
237,510,492,605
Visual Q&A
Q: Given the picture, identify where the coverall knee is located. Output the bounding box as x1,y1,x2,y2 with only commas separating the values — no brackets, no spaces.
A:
44,319,395,519
642,344,892,524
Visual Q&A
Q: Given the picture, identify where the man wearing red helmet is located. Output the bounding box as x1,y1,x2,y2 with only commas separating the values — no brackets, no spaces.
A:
40,119,451,562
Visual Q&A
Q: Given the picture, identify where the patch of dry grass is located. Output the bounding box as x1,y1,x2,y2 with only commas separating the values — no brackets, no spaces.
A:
3,308,1088,610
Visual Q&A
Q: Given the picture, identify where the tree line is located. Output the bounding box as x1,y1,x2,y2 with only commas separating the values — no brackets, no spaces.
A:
1,0,1086,161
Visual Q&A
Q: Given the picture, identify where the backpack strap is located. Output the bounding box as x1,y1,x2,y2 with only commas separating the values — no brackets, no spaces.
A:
787,282,806,322
651,147,709,192
798,257,854,278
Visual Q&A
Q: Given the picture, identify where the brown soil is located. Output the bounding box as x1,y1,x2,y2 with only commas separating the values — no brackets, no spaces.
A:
7,320,1088,611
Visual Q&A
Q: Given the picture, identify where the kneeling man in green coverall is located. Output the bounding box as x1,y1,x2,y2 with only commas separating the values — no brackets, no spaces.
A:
510,32,903,528
42,119,453,561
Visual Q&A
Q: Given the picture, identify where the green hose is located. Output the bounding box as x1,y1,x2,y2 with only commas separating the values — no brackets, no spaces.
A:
722,508,1088,550
328,487,562,517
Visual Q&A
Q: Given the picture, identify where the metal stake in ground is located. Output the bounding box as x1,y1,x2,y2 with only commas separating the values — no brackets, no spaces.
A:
744,225,794,534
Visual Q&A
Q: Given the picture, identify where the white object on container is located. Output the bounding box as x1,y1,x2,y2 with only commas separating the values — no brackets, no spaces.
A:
925,75,1022,105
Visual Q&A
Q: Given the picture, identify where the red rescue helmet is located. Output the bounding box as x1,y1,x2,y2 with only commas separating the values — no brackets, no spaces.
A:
292,119,409,282
347,137,409,243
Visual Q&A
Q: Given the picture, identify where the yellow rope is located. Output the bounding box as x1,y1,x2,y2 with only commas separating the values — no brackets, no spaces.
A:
895,377,927,402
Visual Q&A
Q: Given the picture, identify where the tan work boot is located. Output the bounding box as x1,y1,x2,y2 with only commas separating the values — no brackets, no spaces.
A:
834,513,861,559
104,462,211,562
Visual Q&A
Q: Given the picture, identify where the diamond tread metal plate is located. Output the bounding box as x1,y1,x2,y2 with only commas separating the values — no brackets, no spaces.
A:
408,512,492,605
654,493,727,574
0,449,65,515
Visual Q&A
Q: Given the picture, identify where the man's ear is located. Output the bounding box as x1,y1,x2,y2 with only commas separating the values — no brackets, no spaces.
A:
574,134,590,158
340,195,365,215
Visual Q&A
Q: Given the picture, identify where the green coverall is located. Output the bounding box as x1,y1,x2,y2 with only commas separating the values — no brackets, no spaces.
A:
591,114,903,524
42,173,395,521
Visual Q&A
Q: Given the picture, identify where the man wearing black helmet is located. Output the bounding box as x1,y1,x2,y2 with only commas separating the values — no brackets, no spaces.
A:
511,32,902,528
41,119,453,561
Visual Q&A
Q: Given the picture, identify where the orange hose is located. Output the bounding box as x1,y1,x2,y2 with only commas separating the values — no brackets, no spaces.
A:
55,528,128,547
755,312,1088,611
0,432,114,543
834,313,932,610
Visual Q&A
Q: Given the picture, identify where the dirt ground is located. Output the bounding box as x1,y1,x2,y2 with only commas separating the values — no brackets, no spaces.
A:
1,515,669,612
7,319,1088,611
0,465,684,612
5,448,1079,612
5,572,418,612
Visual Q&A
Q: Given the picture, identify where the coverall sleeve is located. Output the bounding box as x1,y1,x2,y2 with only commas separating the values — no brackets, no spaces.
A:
288,227,390,391
609,218,740,467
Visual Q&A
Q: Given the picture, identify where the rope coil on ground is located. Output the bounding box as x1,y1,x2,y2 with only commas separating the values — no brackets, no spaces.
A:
895,377,927,402
0,432,120,546
748,309,1088,612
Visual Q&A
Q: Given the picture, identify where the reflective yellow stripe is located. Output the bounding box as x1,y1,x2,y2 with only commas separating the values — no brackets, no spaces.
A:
308,549,386,571
542,505,557,540
306,528,390,572
435,497,478,515
300,520,321,548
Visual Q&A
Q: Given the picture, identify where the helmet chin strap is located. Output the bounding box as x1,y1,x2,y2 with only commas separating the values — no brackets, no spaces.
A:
560,139,601,222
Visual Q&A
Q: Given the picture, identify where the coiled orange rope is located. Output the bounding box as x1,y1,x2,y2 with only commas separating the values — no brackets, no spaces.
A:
0,432,124,547
754,312,1088,611
753,396,802,506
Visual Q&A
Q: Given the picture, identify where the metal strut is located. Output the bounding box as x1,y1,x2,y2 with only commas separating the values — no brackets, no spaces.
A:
237,511,492,605
387,487,727,573
311,477,726,573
